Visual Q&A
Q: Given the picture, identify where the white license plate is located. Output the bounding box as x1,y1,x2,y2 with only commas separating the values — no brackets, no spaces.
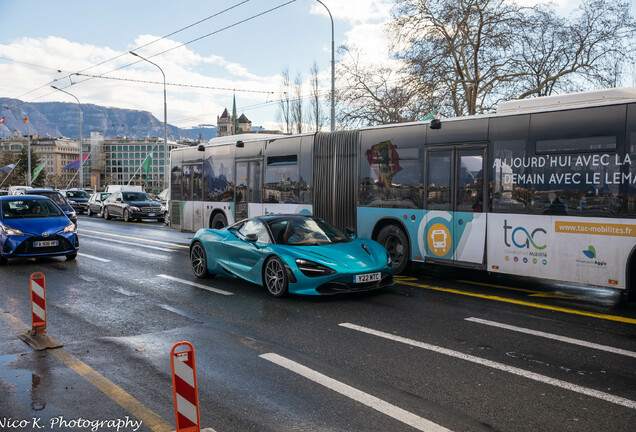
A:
34,240,58,248
148,213,156,217
354,272,381,283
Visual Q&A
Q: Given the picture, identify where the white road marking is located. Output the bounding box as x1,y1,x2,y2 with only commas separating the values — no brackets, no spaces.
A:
80,233,177,252
79,228,189,248
466,317,636,359
339,323,636,410
77,253,111,262
158,274,233,296
260,353,452,432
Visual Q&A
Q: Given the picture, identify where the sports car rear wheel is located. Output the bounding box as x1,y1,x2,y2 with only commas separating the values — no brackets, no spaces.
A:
190,241,211,278
264,256,288,297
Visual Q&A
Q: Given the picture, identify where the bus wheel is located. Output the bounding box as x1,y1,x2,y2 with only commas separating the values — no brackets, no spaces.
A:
211,213,227,230
377,225,409,274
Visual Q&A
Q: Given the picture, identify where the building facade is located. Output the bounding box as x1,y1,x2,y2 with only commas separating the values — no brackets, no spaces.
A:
88,132,186,194
0,130,79,188
0,130,186,193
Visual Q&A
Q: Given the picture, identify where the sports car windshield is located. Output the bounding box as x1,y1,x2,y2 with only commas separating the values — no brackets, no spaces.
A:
268,217,350,246
1,198,63,219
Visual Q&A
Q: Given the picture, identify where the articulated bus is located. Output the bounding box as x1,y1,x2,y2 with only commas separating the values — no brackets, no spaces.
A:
169,88,636,300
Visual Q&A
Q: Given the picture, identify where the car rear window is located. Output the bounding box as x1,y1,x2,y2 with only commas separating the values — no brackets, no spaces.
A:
123,192,151,201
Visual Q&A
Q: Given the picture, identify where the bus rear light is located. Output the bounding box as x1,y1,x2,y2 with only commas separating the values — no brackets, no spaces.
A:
491,265,499,270
415,255,421,259
608,279,618,285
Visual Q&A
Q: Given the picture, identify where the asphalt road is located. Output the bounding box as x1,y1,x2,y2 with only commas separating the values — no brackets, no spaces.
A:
1,215,635,432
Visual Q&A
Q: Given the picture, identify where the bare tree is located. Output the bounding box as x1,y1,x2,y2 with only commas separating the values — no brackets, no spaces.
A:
390,0,524,116
291,73,304,134
309,62,326,132
514,0,636,98
335,46,437,127
388,0,635,116
277,67,291,134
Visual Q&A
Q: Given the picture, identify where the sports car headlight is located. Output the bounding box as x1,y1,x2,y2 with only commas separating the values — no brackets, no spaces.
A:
130,206,140,211
1,225,25,236
295,259,336,277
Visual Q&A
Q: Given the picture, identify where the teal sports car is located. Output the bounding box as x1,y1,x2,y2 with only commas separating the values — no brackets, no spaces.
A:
190,214,394,297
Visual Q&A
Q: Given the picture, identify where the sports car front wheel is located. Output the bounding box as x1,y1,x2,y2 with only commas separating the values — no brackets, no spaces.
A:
264,256,288,297
190,241,212,278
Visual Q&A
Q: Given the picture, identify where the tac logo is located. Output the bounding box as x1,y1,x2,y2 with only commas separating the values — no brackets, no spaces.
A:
503,219,547,250
583,245,596,259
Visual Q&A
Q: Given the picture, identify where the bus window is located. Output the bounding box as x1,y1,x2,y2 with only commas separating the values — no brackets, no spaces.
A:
427,151,452,210
192,164,202,201
264,155,299,203
359,126,424,209
457,151,484,212
204,147,234,202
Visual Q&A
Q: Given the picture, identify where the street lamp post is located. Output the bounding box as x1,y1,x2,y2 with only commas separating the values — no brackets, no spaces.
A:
3,105,32,186
51,86,83,189
316,0,335,132
130,51,168,190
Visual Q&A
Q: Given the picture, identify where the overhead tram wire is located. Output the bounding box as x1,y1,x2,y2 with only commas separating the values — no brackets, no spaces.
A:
57,0,298,92
71,73,275,95
8,0,254,104
19,0,298,106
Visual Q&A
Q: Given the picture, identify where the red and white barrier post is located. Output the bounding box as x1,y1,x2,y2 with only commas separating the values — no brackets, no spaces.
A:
171,341,201,432
30,272,47,333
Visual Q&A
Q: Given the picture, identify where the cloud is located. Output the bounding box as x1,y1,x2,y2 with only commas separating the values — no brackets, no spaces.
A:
0,35,281,128
309,0,393,25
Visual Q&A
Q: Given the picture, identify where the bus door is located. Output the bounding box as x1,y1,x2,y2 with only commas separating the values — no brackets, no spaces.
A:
235,159,262,221
181,163,204,232
425,146,486,266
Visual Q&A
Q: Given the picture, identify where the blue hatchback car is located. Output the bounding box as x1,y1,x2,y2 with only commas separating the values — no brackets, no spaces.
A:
189,214,394,297
0,195,79,264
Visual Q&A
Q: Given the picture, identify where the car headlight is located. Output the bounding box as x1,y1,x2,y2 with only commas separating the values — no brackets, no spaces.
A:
59,223,77,234
69,200,78,204
1,225,25,236
160,205,166,212
295,259,336,277
130,206,140,211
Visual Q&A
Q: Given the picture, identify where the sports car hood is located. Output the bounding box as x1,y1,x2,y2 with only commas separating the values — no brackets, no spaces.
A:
2,216,71,235
289,239,387,269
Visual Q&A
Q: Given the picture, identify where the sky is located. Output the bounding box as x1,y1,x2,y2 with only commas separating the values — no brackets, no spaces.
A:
0,0,634,133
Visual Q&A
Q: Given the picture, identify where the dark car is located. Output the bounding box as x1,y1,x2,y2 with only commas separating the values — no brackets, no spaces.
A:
0,195,79,264
63,189,91,214
87,192,112,217
103,190,165,222
29,189,77,226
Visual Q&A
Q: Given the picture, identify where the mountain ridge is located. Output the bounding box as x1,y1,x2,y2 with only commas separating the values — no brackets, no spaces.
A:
0,98,217,141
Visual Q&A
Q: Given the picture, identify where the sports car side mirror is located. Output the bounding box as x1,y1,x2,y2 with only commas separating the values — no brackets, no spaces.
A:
345,227,356,239
245,233,258,242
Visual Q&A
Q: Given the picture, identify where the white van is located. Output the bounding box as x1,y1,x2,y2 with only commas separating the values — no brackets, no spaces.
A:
9,186,33,195
105,185,143,193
